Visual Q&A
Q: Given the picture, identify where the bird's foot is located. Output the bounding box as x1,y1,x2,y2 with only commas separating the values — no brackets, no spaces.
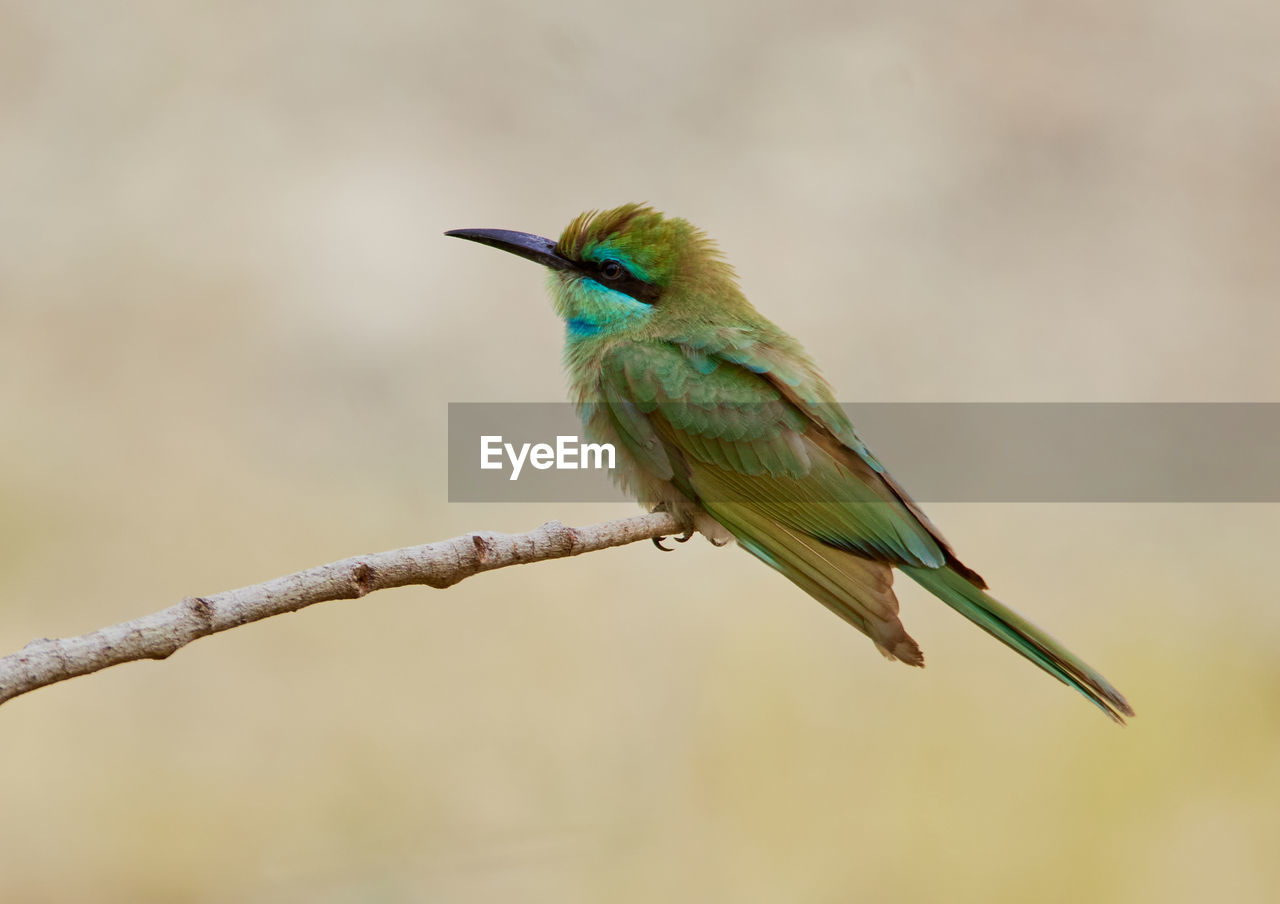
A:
652,529,695,552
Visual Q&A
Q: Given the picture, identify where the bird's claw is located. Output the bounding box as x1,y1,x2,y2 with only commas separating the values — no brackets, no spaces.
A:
652,528,694,552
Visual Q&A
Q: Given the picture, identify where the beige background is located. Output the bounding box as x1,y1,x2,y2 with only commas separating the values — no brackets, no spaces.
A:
3,2,1278,901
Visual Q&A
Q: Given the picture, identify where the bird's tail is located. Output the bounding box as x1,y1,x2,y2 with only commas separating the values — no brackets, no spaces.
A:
901,565,1134,723
709,502,928,666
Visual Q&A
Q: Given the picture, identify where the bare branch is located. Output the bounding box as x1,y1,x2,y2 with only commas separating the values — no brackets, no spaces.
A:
0,511,683,707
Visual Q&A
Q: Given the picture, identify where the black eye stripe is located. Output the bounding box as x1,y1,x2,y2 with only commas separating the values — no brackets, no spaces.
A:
578,258,661,305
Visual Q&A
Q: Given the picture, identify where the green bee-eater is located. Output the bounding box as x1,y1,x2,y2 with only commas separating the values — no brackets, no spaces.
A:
447,204,1133,723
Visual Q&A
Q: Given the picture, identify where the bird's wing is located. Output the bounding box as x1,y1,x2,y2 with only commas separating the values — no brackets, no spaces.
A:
705,329,987,587
599,339,953,571
597,338,945,662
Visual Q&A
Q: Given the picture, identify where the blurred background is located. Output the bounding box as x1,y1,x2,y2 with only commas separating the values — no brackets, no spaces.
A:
3,2,1278,901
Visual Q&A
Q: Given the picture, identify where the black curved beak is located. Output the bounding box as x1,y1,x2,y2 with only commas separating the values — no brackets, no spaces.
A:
444,228,573,272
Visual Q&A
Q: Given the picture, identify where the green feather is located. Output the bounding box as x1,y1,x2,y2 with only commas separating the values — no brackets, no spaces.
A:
901,566,1133,723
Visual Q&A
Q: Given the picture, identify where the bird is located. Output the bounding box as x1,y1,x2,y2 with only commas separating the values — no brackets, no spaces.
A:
446,204,1133,723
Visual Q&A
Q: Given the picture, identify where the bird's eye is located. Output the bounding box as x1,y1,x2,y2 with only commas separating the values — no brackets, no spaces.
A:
600,260,625,280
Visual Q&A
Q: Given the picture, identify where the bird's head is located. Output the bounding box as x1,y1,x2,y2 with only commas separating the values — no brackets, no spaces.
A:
447,204,748,341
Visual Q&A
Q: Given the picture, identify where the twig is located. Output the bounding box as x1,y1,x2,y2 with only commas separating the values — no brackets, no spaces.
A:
0,511,683,707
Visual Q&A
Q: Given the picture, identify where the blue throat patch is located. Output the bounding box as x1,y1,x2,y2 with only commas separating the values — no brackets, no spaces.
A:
561,278,650,341
566,317,602,339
